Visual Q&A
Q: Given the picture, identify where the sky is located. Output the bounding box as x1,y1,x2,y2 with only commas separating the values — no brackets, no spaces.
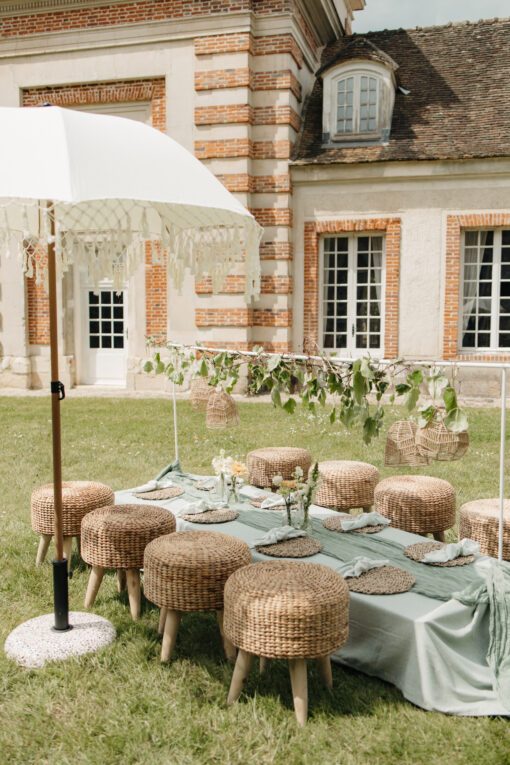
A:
352,0,510,33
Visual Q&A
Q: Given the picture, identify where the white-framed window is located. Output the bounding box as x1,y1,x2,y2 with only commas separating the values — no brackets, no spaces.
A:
461,229,510,350
336,73,379,136
322,60,396,145
320,234,385,353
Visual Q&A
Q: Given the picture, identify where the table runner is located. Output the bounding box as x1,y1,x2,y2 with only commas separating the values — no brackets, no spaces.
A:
115,461,510,716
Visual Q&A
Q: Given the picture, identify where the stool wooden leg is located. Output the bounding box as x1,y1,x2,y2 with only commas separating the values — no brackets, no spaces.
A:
433,531,446,542
158,607,168,635
216,610,237,662
84,565,105,608
117,569,127,593
289,658,308,727
75,535,81,557
36,534,52,566
315,655,333,689
227,649,253,706
161,610,181,662
63,536,73,570
259,656,270,674
126,569,141,620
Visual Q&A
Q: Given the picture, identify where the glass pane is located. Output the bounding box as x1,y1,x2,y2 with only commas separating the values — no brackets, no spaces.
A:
89,321,99,334
101,321,111,334
337,253,348,269
369,334,380,349
371,237,383,252
464,231,478,246
89,291,99,304
336,318,346,333
500,282,510,297
114,292,124,304
357,286,367,300
336,286,347,301
337,301,348,316
89,335,100,349
101,291,110,303
502,265,510,280
325,318,334,332
356,319,367,333
357,269,368,284
499,333,510,347
358,237,369,251
358,252,368,268
324,238,335,252
480,265,492,280
113,321,123,334
462,332,475,347
500,315,510,332
356,334,367,348
89,306,99,319
357,301,367,317
463,249,478,264
500,299,510,314
113,336,124,349
477,315,491,331
503,231,510,246
370,318,381,333
101,305,111,319
370,301,380,317
478,333,490,347
324,334,334,348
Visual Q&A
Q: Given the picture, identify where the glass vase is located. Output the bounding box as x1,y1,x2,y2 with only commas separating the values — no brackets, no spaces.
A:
291,499,313,535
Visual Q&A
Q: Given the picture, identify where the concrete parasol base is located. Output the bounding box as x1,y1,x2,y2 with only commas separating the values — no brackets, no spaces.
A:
4,612,116,668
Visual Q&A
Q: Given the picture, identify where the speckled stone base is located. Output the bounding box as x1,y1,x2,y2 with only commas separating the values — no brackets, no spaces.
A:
4,612,116,668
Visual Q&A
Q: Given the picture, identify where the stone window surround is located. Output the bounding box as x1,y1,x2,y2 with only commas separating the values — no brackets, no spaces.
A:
444,213,510,361
303,217,400,359
321,59,396,145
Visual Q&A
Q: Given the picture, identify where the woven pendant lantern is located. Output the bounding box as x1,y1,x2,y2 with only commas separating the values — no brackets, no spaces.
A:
206,390,240,429
189,376,213,412
415,420,469,462
384,421,430,467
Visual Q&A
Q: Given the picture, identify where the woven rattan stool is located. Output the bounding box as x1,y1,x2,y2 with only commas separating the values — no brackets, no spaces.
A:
247,447,312,488
374,475,456,542
143,530,251,662
224,560,349,726
31,481,115,567
314,460,379,512
81,504,175,619
459,499,510,559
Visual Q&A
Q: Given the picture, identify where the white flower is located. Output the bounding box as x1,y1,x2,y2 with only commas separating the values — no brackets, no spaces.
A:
294,466,304,479
212,450,234,476
272,474,283,487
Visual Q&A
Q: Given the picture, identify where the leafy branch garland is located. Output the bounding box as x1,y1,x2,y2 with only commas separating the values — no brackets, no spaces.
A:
144,341,468,445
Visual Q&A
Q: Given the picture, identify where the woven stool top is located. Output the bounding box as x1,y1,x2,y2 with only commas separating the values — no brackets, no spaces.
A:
346,566,415,595
181,509,238,524
248,446,311,461
144,529,250,568
255,536,322,558
375,474,455,498
81,503,173,533
32,481,113,506
460,498,510,520
318,460,379,476
404,541,475,567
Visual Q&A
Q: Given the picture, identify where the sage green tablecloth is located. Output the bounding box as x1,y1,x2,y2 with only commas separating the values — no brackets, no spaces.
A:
115,462,510,716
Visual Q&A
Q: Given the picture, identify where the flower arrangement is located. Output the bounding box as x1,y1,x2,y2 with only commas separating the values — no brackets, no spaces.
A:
273,463,321,531
212,449,233,501
212,451,247,503
227,460,248,503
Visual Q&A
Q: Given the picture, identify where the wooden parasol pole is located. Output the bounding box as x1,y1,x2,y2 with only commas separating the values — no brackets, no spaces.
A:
46,201,70,630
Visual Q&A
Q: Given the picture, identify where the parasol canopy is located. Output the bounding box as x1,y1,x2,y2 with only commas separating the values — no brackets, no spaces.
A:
0,105,262,296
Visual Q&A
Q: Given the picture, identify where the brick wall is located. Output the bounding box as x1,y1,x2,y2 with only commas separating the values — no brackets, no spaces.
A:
444,213,510,360
22,77,167,343
27,246,50,345
303,218,401,359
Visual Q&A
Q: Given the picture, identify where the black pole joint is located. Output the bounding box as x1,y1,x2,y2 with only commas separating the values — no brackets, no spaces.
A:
50,380,65,400
52,559,72,631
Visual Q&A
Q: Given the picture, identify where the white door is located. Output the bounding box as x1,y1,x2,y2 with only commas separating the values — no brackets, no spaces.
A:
80,279,128,385
320,234,385,355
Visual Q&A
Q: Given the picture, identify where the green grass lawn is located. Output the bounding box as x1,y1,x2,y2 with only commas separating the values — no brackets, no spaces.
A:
0,396,509,764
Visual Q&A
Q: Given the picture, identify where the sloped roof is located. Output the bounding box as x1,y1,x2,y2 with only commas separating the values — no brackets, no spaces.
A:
316,35,398,75
292,17,510,165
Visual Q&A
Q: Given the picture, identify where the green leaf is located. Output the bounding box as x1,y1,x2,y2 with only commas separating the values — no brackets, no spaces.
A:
267,354,281,372
428,371,448,400
417,405,435,428
444,408,468,434
353,371,366,404
143,361,153,373
329,407,336,424
340,404,355,428
360,358,375,380
443,386,458,413
408,369,423,386
362,416,378,444
199,357,208,377
283,397,296,414
395,383,411,395
155,360,165,375
271,386,282,408
403,387,420,412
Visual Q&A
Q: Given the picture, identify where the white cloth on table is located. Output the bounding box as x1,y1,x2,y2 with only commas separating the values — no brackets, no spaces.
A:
336,556,390,578
176,499,224,516
249,525,306,548
340,512,391,531
260,495,286,509
423,538,480,563
196,477,216,489
131,477,176,493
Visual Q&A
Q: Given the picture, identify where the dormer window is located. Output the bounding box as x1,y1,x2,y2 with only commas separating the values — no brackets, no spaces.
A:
336,73,379,136
322,58,396,145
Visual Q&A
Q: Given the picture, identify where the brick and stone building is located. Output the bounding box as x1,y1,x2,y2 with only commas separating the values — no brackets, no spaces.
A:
0,0,364,390
1,5,509,397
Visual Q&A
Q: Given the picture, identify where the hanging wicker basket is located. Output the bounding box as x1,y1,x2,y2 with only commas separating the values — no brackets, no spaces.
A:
415,419,469,462
206,390,240,429
384,421,430,467
189,376,213,412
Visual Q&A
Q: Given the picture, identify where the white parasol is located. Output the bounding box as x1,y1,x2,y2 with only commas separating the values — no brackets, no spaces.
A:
0,105,262,633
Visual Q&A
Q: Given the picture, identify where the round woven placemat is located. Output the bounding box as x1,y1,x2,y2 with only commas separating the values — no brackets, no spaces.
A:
322,514,384,534
404,541,475,567
193,480,215,492
133,487,184,501
180,508,238,524
255,536,321,558
346,565,415,595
